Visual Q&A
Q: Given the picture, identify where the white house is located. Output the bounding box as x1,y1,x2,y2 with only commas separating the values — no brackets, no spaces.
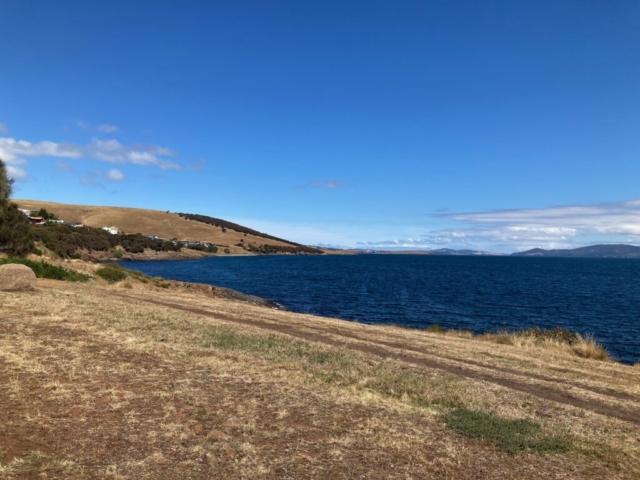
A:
102,226,120,235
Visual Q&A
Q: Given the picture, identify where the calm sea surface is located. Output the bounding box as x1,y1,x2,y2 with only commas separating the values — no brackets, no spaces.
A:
121,255,640,364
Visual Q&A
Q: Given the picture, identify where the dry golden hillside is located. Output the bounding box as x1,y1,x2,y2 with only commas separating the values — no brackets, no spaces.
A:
15,199,298,254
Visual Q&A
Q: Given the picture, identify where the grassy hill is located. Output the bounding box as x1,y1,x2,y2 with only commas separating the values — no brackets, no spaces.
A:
15,199,319,255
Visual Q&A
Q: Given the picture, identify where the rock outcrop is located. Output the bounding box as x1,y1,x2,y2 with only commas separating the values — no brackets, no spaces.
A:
0,263,37,291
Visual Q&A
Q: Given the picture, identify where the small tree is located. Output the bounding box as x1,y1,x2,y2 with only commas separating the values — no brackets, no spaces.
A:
0,159,13,204
0,159,33,256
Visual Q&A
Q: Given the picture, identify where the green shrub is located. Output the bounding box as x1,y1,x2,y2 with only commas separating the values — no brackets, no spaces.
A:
427,324,445,333
0,258,90,282
443,408,572,454
95,264,128,284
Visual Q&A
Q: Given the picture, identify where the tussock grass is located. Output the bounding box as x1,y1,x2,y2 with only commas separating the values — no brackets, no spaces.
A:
0,257,90,282
426,325,611,362
479,329,611,362
443,409,573,454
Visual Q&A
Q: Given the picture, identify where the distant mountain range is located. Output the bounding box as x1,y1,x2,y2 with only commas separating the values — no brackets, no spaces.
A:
511,244,640,259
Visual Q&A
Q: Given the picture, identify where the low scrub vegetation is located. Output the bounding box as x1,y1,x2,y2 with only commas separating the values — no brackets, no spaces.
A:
30,223,182,258
95,264,128,283
0,258,90,282
243,243,323,255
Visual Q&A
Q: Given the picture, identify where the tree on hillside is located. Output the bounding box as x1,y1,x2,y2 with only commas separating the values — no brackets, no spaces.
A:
0,159,33,256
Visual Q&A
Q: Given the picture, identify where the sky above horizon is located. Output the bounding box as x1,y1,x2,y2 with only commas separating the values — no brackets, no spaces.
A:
2,1,639,253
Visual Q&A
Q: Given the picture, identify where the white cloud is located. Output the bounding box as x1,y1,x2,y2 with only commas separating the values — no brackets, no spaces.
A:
0,137,82,166
0,136,183,175
6,165,27,181
87,138,180,170
443,200,640,237
77,121,90,129
98,124,120,133
364,199,640,253
106,168,125,182
0,123,7,132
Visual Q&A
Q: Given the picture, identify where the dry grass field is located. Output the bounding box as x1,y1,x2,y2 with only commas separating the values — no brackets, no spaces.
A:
1,270,639,479
14,200,296,255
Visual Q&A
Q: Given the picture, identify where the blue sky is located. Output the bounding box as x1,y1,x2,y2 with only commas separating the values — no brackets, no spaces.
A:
2,1,639,252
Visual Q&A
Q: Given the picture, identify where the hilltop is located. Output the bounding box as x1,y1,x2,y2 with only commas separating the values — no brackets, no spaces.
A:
512,244,640,259
14,199,321,256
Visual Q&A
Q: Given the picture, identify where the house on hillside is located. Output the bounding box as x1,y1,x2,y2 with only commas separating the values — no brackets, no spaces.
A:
18,209,31,216
102,226,120,235
69,222,84,228
28,216,47,226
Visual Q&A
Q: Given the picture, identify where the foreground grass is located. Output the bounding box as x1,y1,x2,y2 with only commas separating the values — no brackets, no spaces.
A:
0,281,639,478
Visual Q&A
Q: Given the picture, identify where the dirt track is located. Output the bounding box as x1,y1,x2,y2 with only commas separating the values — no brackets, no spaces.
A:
112,292,640,426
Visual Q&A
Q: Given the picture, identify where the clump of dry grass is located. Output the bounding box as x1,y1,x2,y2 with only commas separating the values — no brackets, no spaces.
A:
479,329,611,362
570,334,611,361
426,325,611,362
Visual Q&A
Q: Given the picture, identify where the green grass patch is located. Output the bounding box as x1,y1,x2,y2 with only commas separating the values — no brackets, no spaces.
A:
95,264,128,283
0,258,90,282
443,408,572,454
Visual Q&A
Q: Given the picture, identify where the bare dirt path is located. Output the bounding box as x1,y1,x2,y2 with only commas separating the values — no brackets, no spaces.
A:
114,292,640,426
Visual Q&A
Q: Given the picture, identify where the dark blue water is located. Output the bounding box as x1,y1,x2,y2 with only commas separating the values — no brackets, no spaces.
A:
121,255,640,364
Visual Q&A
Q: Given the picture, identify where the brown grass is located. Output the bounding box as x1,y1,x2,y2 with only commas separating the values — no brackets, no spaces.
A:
418,326,613,362
14,199,295,254
0,276,639,478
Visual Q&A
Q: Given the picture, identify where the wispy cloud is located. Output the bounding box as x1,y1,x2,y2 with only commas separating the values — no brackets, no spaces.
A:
442,200,640,237
0,123,7,132
80,168,126,187
363,199,640,253
0,136,183,178
98,124,120,133
302,180,344,189
0,138,82,181
77,121,90,129
87,138,180,169
6,165,28,181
